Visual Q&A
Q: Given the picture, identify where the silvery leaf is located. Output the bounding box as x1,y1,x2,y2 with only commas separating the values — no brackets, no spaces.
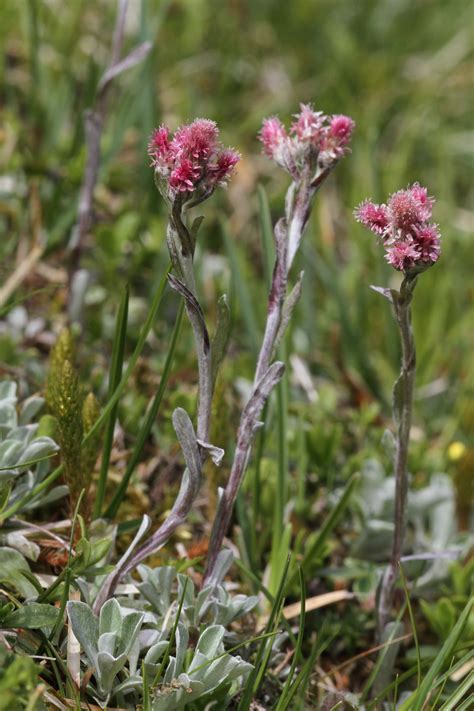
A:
96,650,128,694
144,640,168,665
207,549,234,587
168,274,210,353
21,437,58,465
196,439,224,466
66,601,99,668
175,622,189,676
119,609,144,656
98,631,117,656
99,598,123,637
0,381,17,404
193,625,225,660
274,270,304,351
0,440,24,468
8,425,38,445
19,396,44,426
26,485,68,509
163,655,176,685
172,408,201,485
3,532,40,561
370,285,398,304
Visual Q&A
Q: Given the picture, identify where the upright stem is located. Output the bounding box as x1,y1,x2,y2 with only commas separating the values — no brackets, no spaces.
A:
203,177,314,584
168,210,213,443
94,210,213,607
378,275,417,635
68,0,129,287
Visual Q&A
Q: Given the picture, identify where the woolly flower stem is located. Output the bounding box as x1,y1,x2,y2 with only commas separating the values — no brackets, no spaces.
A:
203,171,317,584
378,274,417,635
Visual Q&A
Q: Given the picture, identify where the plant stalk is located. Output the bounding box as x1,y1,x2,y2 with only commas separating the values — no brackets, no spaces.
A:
203,170,322,584
378,274,417,635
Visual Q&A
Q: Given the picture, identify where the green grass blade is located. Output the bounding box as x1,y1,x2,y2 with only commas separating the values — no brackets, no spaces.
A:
454,693,474,711
104,300,184,519
290,472,359,586
438,671,473,710
398,597,473,711
238,554,291,710
152,577,188,685
0,452,58,472
362,606,407,700
400,562,421,689
83,265,170,446
268,522,292,598
221,218,259,357
94,284,129,518
275,565,306,711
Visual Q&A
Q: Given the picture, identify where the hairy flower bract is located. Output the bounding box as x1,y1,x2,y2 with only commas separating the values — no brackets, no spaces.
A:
354,183,441,273
148,118,240,205
259,103,355,180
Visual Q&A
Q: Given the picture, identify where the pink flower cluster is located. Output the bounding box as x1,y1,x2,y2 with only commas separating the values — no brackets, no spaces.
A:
355,184,441,272
259,104,355,180
148,119,240,203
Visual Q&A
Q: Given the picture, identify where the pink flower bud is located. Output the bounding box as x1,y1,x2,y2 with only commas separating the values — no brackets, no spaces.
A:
147,125,171,169
171,119,218,161
260,103,354,180
169,158,200,192
259,117,288,159
385,242,419,271
388,189,423,230
413,224,441,263
291,104,325,143
354,200,390,236
209,147,241,186
148,118,239,203
329,115,355,147
355,183,441,273
409,182,434,221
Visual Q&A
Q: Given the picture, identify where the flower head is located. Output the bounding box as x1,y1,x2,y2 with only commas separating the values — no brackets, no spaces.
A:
329,115,356,146
170,119,218,161
385,242,419,271
260,117,287,158
355,183,441,273
208,147,241,186
148,118,239,204
354,200,390,236
259,103,354,181
388,189,423,230
413,224,441,263
291,104,325,142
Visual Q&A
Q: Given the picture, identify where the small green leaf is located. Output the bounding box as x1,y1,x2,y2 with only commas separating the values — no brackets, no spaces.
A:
0,547,38,598
4,602,60,629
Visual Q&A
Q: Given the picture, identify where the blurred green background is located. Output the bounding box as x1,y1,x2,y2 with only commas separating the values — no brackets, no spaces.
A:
1,0,473,487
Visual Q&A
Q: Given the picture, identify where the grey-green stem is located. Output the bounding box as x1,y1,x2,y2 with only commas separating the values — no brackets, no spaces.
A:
378,274,417,636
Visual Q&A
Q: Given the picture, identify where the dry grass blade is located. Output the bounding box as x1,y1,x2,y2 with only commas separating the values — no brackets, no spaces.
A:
261,590,355,624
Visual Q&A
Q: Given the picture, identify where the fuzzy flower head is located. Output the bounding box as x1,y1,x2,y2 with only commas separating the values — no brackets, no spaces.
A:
259,103,355,182
354,183,440,273
148,118,240,205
